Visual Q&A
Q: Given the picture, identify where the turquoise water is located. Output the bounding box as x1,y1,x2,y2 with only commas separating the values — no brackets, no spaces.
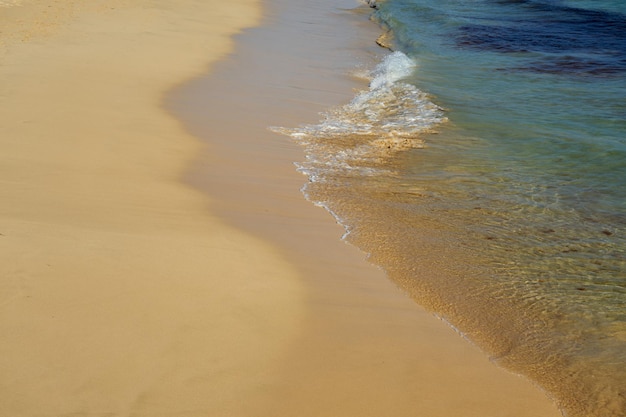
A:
275,0,625,415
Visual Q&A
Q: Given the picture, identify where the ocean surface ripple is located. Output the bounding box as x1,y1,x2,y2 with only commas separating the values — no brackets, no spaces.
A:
274,1,626,416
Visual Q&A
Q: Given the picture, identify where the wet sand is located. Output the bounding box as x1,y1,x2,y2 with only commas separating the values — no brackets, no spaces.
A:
171,0,562,416
0,0,561,416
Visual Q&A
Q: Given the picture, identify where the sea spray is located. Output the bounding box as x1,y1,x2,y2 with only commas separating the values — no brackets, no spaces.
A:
272,51,446,182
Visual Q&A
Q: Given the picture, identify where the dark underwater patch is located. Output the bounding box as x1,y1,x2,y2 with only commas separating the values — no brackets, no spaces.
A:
456,1,626,75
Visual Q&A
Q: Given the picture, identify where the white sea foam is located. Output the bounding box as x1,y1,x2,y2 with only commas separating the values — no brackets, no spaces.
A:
369,51,416,89
271,51,446,179
282,51,446,140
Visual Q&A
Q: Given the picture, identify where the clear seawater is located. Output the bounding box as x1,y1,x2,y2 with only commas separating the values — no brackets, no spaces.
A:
275,0,626,416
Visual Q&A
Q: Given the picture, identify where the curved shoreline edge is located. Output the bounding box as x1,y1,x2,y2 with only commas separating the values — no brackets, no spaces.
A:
170,0,563,416
0,0,562,416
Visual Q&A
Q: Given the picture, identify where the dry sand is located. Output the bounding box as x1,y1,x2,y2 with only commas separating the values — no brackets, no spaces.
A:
0,1,303,415
0,0,561,416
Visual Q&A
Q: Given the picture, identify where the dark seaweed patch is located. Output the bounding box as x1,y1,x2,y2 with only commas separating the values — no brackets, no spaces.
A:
455,1,626,75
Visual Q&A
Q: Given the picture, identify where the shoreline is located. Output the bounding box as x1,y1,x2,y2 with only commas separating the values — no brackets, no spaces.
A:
170,0,562,415
0,0,562,416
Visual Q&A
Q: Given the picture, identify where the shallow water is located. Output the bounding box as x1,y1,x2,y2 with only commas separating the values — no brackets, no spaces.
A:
275,1,626,415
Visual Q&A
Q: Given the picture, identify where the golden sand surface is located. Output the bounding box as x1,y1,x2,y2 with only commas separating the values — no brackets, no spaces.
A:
0,1,305,415
0,0,561,416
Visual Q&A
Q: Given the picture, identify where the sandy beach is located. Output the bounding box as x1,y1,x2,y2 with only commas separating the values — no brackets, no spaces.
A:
0,1,305,415
1,0,561,416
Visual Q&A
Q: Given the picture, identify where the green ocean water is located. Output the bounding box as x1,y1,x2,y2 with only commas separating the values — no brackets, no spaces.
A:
275,1,626,415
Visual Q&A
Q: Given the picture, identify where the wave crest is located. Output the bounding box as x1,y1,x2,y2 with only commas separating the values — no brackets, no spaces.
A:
272,51,446,179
